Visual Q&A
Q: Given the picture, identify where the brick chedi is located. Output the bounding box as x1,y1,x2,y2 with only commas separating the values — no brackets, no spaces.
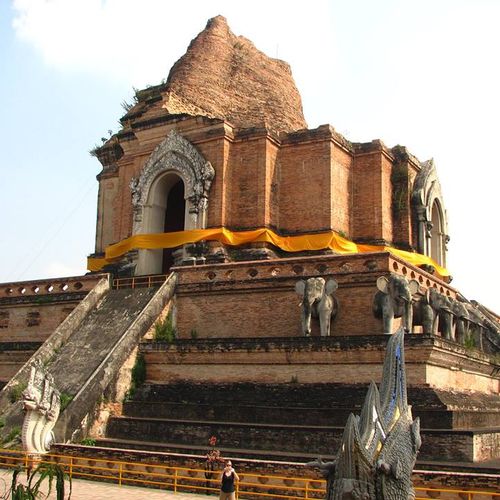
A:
0,14,498,484
161,15,307,133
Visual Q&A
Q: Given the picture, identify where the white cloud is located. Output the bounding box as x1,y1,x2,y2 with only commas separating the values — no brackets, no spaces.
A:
12,0,333,89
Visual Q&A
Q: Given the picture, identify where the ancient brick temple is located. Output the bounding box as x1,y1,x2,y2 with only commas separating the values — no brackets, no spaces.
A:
89,15,449,277
0,15,498,489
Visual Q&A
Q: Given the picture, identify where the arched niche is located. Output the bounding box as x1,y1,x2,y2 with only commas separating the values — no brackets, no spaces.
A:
411,159,449,268
129,130,215,275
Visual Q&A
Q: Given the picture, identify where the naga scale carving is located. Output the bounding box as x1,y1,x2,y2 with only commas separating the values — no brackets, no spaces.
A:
311,328,421,499
21,360,60,455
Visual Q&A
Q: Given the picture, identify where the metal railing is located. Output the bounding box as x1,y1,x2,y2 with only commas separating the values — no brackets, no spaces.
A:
113,274,169,290
0,450,498,499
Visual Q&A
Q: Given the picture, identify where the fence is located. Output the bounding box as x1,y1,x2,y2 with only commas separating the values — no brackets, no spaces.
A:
113,274,169,290
0,450,498,499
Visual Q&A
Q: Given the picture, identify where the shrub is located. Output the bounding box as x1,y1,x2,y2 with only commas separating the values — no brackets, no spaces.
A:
153,314,176,342
124,353,146,403
463,334,476,350
80,438,96,446
8,462,71,499
59,393,74,411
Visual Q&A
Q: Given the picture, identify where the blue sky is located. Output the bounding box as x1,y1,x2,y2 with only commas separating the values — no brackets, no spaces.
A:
1,0,499,311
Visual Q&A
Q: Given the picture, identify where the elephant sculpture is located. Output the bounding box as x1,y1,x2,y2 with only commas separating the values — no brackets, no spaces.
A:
451,299,470,344
373,274,419,333
463,302,485,349
428,289,454,340
295,277,339,336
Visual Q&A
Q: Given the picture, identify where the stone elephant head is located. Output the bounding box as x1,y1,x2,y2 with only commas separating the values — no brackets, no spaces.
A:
373,274,419,334
428,288,454,339
295,277,339,336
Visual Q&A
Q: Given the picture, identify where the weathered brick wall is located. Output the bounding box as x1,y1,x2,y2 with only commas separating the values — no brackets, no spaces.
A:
330,143,352,235
0,275,104,342
278,139,333,233
141,334,499,393
352,144,384,242
93,115,427,260
227,135,268,229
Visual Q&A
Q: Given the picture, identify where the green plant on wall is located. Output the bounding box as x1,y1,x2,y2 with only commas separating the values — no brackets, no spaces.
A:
124,353,146,402
9,382,27,404
153,314,176,342
391,163,408,218
463,334,476,350
59,393,74,411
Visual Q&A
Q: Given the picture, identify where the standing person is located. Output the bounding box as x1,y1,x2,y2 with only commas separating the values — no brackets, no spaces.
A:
219,460,239,500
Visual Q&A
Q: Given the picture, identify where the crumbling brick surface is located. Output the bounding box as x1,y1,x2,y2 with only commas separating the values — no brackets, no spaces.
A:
163,16,307,133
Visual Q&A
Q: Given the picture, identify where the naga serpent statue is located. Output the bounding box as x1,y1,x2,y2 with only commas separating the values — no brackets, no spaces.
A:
21,360,60,455
310,328,421,499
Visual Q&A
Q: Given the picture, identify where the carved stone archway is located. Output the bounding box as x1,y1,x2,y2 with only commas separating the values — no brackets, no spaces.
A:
129,130,215,275
412,159,449,267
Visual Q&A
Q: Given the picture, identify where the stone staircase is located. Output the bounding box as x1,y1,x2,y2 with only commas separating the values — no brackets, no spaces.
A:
0,275,177,443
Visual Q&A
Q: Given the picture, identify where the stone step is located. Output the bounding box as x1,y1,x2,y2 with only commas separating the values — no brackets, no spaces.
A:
122,401,353,426
132,383,500,429
121,400,498,430
106,415,499,462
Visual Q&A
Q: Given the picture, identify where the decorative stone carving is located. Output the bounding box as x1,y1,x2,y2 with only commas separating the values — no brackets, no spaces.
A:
450,299,470,344
373,274,419,334
21,360,60,455
295,277,339,336
131,129,215,231
129,177,141,207
413,290,435,334
411,159,449,267
309,328,421,499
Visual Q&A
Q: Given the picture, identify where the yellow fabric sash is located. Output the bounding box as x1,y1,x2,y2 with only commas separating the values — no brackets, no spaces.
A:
87,227,449,278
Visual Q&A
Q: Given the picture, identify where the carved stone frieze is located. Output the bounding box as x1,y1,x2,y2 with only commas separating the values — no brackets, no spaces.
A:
411,159,449,262
131,130,215,233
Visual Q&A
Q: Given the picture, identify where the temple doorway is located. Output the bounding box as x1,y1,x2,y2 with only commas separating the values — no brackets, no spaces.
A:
162,179,185,273
135,172,187,275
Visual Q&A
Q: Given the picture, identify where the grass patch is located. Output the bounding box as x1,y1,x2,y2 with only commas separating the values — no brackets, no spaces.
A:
9,382,27,404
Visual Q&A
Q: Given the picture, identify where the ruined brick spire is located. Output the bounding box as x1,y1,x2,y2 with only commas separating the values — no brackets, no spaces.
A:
162,15,308,133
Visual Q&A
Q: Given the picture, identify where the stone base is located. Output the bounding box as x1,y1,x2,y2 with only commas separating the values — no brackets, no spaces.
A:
141,335,499,394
